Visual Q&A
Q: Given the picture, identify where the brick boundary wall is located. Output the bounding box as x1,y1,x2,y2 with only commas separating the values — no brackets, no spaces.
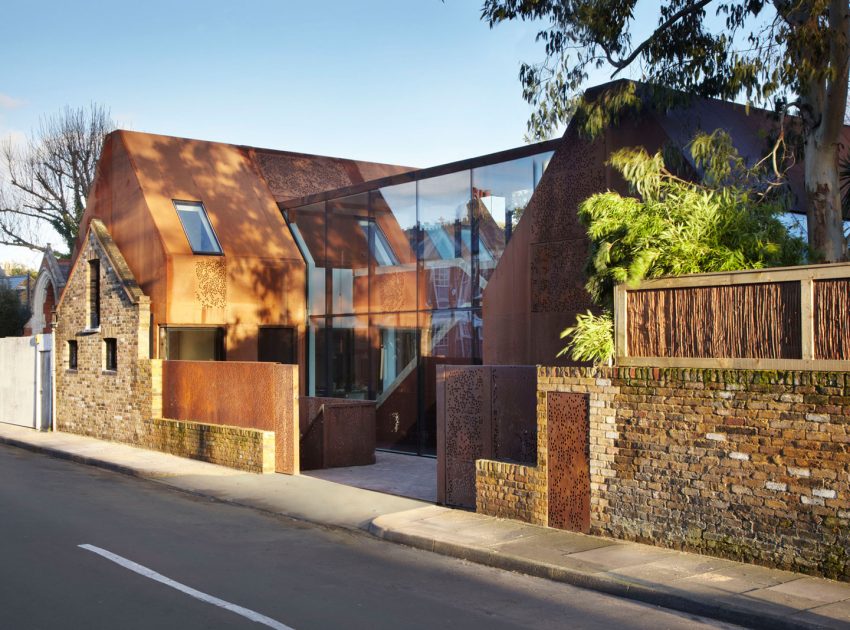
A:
476,371,615,527
479,365,850,580
143,417,274,473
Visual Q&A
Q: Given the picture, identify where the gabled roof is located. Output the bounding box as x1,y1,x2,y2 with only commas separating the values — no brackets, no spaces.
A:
247,145,416,203
58,219,145,313
38,245,70,294
77,130,417,265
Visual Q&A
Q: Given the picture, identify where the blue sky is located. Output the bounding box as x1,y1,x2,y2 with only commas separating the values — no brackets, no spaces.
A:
1,0,632,265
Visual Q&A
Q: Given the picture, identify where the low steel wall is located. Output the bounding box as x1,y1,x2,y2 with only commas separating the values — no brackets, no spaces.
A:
300,397,375,470
161,360,299,474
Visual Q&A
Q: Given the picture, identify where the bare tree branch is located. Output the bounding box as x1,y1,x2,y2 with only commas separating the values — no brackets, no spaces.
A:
0,103,114,255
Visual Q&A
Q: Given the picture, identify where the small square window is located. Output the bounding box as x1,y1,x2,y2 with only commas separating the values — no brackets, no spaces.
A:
173,200,223,254
258,326,296,364
67,340,78,370
104,338,117,371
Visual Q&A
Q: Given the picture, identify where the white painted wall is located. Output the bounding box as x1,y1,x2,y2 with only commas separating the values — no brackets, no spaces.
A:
0,335,52,430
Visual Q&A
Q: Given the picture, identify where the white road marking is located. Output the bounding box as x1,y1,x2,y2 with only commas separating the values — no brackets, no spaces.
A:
79,544,294,630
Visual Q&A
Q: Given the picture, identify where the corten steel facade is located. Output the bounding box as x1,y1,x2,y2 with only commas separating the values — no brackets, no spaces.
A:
71,84,825,458
281,143,556,454
78,129,414,394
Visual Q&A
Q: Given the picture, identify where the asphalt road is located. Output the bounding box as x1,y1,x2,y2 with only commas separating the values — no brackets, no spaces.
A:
0,444,741,630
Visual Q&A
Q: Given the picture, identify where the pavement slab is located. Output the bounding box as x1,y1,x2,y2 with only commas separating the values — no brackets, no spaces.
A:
4,422,850,630
679,563,801,594
794,600,850,629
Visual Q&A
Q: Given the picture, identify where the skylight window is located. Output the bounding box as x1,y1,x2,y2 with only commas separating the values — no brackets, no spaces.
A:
173,201,223,254
358,220,400,267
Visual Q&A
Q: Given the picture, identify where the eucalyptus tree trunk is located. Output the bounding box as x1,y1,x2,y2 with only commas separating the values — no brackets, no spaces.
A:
804,132,847,262
800,0,850,263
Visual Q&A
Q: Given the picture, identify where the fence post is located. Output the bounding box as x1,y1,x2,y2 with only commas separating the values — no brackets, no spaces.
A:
800,277,815,360
614,284,628,361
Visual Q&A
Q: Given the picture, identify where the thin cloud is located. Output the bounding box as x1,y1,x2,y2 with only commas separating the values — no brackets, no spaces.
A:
0,93,25,109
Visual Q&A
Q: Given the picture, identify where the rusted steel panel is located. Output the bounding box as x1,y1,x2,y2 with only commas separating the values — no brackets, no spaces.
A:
547,392,590,533
437,365,536,509
442,366,489,509
163,360,289,431
323,402,376,468
299,397,375,470
491,367,538,464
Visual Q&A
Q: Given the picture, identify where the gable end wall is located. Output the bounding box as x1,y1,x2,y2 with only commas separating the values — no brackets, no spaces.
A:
55,229,152,442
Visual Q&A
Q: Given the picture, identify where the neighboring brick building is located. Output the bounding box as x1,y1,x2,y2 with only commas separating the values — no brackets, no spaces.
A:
24,246,71,336
54,219,153,443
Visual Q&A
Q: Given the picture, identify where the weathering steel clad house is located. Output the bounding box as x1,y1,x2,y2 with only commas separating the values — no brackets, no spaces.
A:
54,82,822,460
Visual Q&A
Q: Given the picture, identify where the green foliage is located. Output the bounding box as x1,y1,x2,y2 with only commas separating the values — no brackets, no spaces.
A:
482,1,847,141
584,130,805,310
558,310,614,364
560,130,806,362
0,284,29,338
482,0,849,261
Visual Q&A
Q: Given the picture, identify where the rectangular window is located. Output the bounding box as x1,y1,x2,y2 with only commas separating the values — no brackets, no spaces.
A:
173,200,223,254
89,259,100,329
161,327,225,361
67,340,78,370
258,326,296,364
104,338,117,371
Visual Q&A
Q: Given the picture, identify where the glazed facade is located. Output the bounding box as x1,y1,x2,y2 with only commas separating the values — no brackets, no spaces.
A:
284,145,554,454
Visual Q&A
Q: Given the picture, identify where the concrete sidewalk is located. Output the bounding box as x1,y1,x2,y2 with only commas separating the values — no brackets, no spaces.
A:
2,423,849,629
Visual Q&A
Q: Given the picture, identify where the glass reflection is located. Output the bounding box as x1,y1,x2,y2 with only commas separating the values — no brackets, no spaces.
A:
291,147,554,454
329,315,369,398
328,194,369,315
370,183,417,314
372,312,418,451
286,202,326,316
418,171,472,310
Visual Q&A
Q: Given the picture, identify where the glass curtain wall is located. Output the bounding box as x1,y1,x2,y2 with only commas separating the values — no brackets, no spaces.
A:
286,150,553,455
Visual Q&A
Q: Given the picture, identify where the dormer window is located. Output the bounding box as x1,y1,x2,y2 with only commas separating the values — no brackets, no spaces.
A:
173,200,223,254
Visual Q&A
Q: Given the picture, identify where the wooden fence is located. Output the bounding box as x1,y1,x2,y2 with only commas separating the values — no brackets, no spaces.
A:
613,262,850,369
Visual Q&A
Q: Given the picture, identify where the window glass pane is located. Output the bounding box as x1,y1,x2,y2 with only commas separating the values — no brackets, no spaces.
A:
422,309,478,360
68,340,78,370
308,318,326,397
286,203,326,316
104,338,117,371
165,328,223,361
258,327,296,363
174,201,222,254
533,151,554,188
89,259,100,329
418,171,472,310
328,194,369,314
369,183,418,314
329,315,369,398
372,312,419,453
